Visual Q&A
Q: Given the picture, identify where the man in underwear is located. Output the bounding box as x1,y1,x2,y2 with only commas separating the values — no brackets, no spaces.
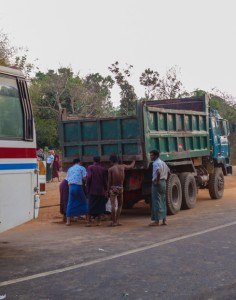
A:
107,154,135,226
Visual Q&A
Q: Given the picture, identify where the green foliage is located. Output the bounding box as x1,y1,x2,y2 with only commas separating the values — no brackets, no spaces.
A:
34,117,59,148
140,66,188,100
109,62,137,115
29,67,115,147
140,68,160,100
194,89,236,163
0,31,35,77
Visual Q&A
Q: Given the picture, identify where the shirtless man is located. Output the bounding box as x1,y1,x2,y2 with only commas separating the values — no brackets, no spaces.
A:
107,154,135,226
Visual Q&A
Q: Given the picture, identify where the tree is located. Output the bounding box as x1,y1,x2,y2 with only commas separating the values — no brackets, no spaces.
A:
0,31,15,66
140,66,187,100
193,89,236,163
29,68,115,147
71,73,114,117
109,61,137,115
0,31,35,77
139,68,160,100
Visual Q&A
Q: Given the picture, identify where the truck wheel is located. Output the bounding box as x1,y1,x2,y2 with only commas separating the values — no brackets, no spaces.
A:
208,168,224,199
179,173,197,209
166,174,182,215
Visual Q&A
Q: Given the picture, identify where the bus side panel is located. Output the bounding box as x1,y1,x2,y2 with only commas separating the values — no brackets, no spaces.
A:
0,172,34,233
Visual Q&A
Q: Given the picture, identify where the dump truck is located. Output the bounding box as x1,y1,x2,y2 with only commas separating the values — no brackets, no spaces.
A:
59,95,232,214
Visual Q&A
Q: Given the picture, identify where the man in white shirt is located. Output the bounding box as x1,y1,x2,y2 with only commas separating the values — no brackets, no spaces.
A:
46,150,54,182
66,158,88,226
149,150,170,226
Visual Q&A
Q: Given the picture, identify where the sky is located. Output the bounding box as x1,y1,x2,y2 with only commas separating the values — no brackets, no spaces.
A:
1,0,236,105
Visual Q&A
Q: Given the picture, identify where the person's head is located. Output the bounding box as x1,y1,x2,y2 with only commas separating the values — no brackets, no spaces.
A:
73,158,81,165
109,154,118,165
150,150,160,161
93,156,100,163
38,148,43,153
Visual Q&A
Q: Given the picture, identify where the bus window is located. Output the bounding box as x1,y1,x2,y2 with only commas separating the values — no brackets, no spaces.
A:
0,74,23,139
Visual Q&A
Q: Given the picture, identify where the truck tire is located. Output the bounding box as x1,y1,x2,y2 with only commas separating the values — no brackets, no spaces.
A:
208,168,224,199
166,174,182,215
179,173,197,209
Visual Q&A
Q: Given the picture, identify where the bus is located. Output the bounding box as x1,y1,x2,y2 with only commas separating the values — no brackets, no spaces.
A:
0,65,39,233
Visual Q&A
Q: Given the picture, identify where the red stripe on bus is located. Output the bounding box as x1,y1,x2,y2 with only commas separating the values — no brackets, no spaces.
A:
0,148,37,158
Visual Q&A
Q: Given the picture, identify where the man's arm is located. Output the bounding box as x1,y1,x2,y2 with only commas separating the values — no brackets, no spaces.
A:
123,160,135,170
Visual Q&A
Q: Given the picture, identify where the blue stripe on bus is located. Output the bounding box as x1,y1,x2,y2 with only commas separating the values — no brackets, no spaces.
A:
0,163,38,170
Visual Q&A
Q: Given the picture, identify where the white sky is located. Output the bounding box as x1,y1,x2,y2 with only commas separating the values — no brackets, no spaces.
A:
1,0,236,105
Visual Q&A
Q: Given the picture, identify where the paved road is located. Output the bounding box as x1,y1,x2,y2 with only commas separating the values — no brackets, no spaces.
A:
0,176,236,299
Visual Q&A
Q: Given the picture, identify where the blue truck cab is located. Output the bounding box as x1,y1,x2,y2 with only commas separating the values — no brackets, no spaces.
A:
209,109,232,176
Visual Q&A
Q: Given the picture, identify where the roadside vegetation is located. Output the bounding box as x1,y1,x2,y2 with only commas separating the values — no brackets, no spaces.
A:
1,30,235,162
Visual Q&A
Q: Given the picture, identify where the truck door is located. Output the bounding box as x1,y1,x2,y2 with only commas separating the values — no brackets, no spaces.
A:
218,119,230,158
210,116,221,158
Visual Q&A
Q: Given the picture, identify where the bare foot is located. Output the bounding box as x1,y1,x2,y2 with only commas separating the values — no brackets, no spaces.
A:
162,220,167,225
66,222,71,226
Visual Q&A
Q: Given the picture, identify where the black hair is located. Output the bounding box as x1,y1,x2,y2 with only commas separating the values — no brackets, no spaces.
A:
73,158,81,164
93,156,100,163
150,150,160,158
109,154,118,163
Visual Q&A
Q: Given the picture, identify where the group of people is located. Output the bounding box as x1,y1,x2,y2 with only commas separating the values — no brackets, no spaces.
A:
59,150,170,228
37,148,61,183
60,154,135,227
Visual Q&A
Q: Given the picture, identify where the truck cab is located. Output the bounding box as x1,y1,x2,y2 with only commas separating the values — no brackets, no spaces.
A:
209,109,232,175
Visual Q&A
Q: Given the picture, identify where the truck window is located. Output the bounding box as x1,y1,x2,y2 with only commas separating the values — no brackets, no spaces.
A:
218,120,228,136
0,74,24,139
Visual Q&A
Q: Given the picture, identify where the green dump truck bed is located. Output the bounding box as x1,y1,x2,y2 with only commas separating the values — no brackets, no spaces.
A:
59,96,210,168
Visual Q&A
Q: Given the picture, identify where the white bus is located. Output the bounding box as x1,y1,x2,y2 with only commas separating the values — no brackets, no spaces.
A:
0,66,39,233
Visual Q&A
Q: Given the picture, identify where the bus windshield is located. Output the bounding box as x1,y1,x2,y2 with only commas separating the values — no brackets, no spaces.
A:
0,74,23,139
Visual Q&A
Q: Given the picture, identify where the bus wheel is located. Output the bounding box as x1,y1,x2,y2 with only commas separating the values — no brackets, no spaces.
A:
179,173,197,209
209,168,224,199
166,174,182,215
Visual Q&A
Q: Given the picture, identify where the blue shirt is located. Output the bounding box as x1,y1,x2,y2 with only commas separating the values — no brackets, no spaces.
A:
67,164,87,185
152,158,169,181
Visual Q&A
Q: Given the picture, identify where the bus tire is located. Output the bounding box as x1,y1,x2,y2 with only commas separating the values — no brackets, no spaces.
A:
166,174,182,215
179,173,197,209
209,168,224,199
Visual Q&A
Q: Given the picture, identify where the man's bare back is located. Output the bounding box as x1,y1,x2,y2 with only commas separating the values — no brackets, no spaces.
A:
108,164,125,187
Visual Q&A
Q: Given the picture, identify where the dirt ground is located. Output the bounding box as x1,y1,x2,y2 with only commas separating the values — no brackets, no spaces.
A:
35,167,236,226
